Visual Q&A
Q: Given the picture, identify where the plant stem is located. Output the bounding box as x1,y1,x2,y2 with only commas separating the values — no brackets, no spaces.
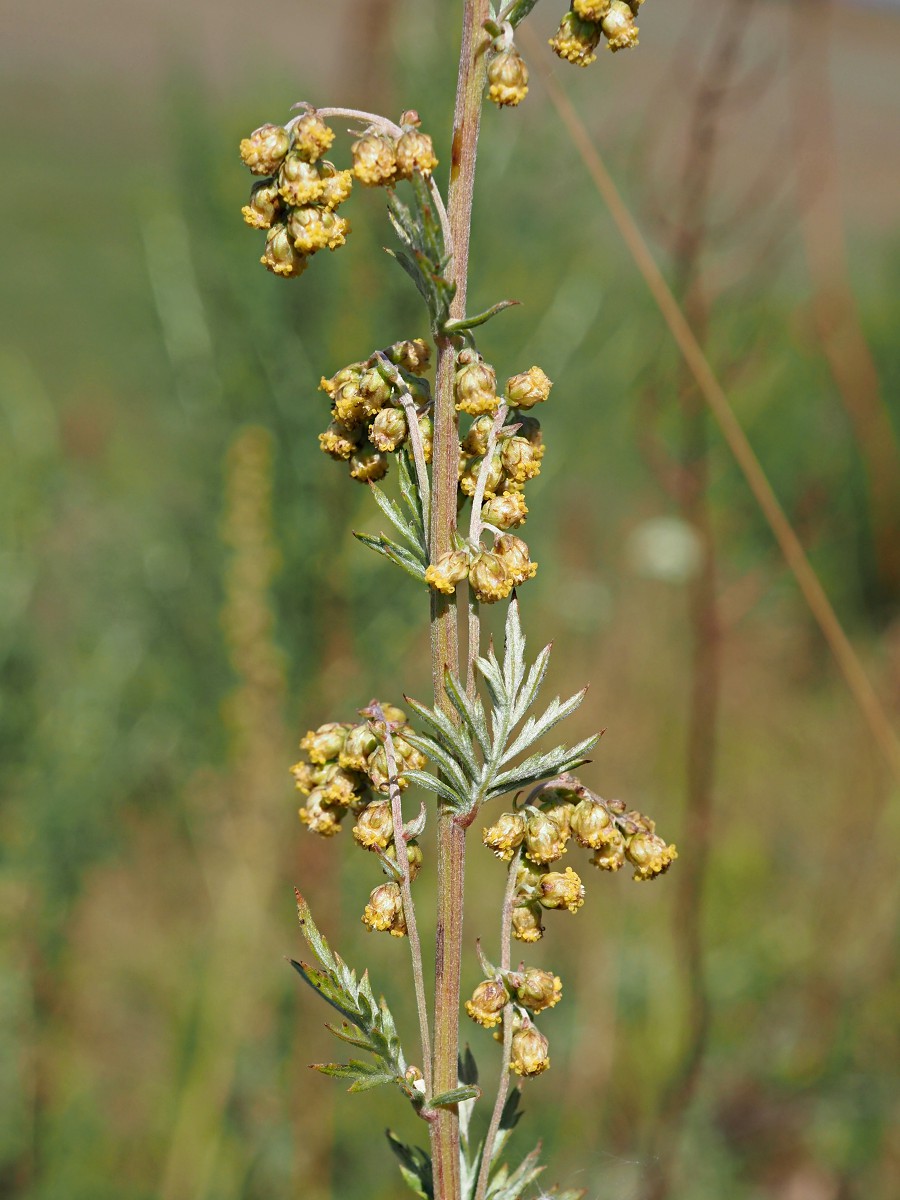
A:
430,4,490,1197
382,722,433,1098
473,857,519,1200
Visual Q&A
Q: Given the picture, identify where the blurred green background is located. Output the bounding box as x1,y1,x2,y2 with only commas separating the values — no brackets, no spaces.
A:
2,0,899,1197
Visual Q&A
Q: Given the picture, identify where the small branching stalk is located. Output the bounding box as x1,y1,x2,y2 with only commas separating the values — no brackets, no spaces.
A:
236,3,671,1197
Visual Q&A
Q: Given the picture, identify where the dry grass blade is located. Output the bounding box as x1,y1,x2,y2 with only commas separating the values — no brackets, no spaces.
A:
521,25,900,787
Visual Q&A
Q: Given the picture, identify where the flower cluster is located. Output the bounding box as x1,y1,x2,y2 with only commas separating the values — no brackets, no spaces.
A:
466,966,562,1077
486,43,530,109
351,110,438,187
550,0,643,65
240,110,353,278
424,356,551,604
290,701,428,937
483,781,677,944
317,340,433,483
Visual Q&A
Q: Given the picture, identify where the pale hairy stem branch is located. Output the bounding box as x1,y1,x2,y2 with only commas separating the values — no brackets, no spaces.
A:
466,402,510,695
381,720,434,1099
473,857,519,1200
372,351,432,535
430,5,491,1198
301,106,453,252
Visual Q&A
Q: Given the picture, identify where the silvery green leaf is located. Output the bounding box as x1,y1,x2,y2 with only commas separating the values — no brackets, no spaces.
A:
502,688,589,764
442,299,520,335
488,1145,545,1200
402,768,467,809
385,246,432,307
397,449,426,543
510,643,552,726
500,0,542,27
401,729,474,797
403,693,480,770
387,1132,434,1200
430,1085,481,1109
444,671,492,758
353,531,428,581
502,598,527,699
368,481,425,556
487,734,598,799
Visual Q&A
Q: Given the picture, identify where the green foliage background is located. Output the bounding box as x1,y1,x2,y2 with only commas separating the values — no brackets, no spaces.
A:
2,1,899,1197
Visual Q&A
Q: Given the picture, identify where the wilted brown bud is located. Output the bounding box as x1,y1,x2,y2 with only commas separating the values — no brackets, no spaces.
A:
511,903,544,943
260,224,308,278
481,491,528,530
570,798,616,849
425,549,471,595
465,978,510,1028
549,12,602,65
455,350,499,416
352,799,395,849
469,550,514,604
291,111,335,162
362,882,407,936
510,1025,550,1077
493,534,538,587
590,828,627,872
242,178,282,229
369,406,408,453
240,123,290,175
601,0,639,51
513,968,563,1013
319,420,363,461
349,444,389,482
625,831,677,881
487,46,530,108
538,866,585,912
505,365,552,409
483,811,527,860
352,132,398,186
300,722,349,765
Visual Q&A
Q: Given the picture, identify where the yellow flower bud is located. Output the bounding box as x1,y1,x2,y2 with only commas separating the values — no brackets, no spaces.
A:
417,413,434,464
462,414,495,457
387,338,431,373
510,1025,550,1077
493,533,536,588
291,111,335,163
601,1,639,51
459,451,504,498
318,163,354,209
318,764,367,806
573,0,612,19
505,365,552,409
511,903,544,943
513,968,562,1014
351,132,398,186
625,831,677,881
369,406,408,453
524,810,569,865
362,882,407,936
455,351,499,417
332,381,369,429
425,549,471,596
538,866,585,912
487,46,530,108
300,722,349,764
395,127,439,179
352,799,395,849
278,153,324,206
319,362,364,401
339,722,379,771
465,978,510,1028
570,798,615,848
240,123,290,175
590,828,627,872
242,178,282,229
298,788,343,837
349,445,389,482
549,12,602,66
288,205,351,254
482,492,528,530
499,436,542,484
482,811,526,860
319,420,363,461
468,550,514,604
290,759,319,794
260,224,307,278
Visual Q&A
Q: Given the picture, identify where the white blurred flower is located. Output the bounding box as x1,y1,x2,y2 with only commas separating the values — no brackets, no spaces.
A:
627,516,703,584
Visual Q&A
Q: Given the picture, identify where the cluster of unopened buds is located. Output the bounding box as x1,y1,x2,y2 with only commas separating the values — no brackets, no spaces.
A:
463,777,675,1076
239,108,438,277
425,355,551,604
317,339,433,482
550,0,644,65
290,701,428,937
